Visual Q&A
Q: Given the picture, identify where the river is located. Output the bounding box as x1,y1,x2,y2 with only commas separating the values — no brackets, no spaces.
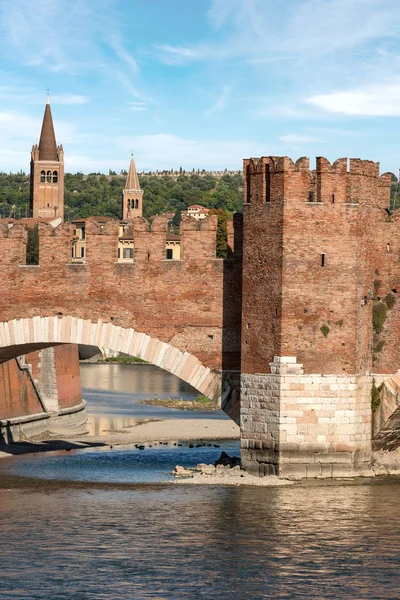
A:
0,364,399,599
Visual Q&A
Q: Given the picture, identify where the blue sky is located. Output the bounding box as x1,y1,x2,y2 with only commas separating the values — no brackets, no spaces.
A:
1,0,400,174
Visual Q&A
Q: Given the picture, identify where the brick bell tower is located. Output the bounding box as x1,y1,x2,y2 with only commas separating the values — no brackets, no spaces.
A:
30,98,64,219
122,154,143,219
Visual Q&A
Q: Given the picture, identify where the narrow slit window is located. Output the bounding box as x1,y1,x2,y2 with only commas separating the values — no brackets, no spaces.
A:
321,253,325,267
332,194,335,204
246,165,251,203
265,164,271,203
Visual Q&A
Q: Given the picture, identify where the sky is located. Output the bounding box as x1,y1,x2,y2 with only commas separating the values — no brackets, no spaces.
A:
1,0,400,174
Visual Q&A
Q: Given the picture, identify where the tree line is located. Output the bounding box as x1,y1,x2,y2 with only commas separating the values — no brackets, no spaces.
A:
0,171,243,221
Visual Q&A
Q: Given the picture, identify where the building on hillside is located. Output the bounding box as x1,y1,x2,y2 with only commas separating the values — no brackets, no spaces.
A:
71,217,135,264
184,205,210,220
118,221,134,262
166,232,180,260
122,154,143,219
30,98,64,219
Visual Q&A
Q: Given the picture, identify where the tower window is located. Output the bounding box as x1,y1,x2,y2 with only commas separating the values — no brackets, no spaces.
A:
80,247,85,258
166,248,173,260
332,194,335,204
53,171,58,183
246,164,251,203
135,199,138,209
308,191,315,202
46,170,52,183
321,253,325,267
40,170,45,183
265,164,271,202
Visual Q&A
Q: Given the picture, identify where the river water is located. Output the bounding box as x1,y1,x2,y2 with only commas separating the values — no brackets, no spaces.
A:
80,363,229,435
0,364,399,599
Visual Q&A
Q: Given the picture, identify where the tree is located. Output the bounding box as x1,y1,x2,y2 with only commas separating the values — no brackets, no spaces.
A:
26,225,39,265
209,208,229,258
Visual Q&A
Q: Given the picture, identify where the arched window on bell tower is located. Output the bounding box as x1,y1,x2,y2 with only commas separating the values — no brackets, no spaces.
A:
40,170,45,182
53,171,58,183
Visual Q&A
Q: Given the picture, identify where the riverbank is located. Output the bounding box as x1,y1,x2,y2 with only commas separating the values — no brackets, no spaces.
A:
0,417,240,460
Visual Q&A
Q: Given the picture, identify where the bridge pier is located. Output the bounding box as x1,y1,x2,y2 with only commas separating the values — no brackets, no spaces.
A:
240,356,372,479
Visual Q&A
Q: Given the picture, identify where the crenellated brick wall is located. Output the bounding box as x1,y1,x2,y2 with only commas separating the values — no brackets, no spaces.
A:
0,214,242,372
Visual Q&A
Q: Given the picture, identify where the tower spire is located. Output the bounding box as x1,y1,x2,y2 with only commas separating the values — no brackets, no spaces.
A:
38,100,57,160
123,154,143,219
125,154,141,191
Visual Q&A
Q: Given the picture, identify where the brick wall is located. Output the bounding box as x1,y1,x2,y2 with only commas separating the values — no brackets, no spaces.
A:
0,358,44,419
0,215,242,373
242,155,394,377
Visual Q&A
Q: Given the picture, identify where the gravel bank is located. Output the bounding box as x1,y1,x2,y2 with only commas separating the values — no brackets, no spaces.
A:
0,418,240,460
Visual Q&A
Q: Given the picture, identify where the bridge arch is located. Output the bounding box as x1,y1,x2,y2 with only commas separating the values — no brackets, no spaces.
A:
0,316,223,404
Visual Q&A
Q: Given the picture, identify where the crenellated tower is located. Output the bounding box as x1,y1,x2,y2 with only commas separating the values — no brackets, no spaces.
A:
122,154,143,219
30,98,64,219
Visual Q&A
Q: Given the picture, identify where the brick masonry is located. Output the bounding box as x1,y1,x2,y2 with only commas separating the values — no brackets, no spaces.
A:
241,155,400,477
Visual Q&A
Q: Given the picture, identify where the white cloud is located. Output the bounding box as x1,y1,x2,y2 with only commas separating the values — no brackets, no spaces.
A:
308,84,400,116
116,133,266,170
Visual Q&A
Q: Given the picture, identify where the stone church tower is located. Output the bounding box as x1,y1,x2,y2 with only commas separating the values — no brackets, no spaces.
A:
122,154,143,219
30,99,64,219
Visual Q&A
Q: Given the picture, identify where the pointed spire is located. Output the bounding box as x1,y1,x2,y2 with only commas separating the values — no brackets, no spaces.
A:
125,154,141,191
38,101,58,161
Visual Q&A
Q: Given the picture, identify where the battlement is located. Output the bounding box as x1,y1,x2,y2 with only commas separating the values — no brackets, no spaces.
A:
243,155,392,207
0,214,239,267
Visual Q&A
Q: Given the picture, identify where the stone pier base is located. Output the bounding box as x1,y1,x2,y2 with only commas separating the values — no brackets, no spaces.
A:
240,356,372,479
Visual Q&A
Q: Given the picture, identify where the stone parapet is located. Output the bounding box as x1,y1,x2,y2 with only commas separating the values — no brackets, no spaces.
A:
241,356,372,478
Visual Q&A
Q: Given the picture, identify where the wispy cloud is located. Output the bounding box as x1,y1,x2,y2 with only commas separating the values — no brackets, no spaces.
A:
153,44,203,66
205,86,231,115
280,134,323,145
116,133,266,170
128,102,149,112
307,84,400,116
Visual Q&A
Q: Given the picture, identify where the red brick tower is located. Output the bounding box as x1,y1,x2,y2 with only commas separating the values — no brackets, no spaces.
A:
122,154,143,219
30,98,64,219
240,155,392,478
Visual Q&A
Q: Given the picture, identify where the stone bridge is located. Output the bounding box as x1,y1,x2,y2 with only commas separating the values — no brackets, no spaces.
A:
0,214,242,425
3,154,400,478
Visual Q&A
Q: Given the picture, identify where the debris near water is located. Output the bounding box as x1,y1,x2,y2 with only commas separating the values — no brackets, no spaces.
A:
141,396,220,412
173,452,243,479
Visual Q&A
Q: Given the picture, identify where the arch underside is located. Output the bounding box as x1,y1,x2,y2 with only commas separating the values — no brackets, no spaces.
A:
373,371,400,451
0,316,225,408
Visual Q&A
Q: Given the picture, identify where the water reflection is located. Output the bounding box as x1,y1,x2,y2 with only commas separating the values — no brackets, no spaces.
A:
80,363,197,402
0,478,399,599
80,364,229,428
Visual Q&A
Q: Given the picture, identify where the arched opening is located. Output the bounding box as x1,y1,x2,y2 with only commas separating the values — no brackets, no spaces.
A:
46,170,52,183
40,170,45,183
0,316,224,405
53,171,58,183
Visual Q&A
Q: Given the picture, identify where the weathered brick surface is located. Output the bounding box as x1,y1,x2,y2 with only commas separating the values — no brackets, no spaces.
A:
240,155,400,476
242,156,393,376
0,358,44,420
54,345,82,409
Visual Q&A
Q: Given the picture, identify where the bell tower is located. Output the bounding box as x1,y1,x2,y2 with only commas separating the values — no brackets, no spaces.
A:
30,98,64,219
122,154,143,219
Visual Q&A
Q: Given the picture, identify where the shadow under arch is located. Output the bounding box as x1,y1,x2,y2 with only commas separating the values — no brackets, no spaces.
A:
373,371,400,451
0,315,228,413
